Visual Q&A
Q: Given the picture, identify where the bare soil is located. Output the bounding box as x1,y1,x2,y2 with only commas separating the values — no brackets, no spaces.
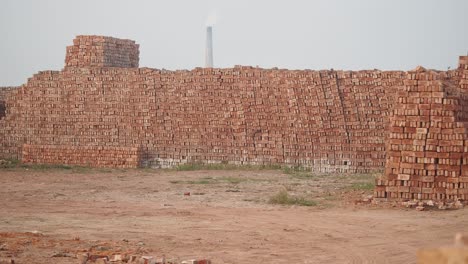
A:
0,167,466,263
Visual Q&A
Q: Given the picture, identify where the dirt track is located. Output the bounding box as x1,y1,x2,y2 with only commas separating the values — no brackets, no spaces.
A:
0,167,466,263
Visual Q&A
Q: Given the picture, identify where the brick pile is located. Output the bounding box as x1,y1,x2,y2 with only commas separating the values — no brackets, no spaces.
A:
0,86,18,119
0,86,19,156
0,35,465,187
0,35,403,171
0,49,404,171
375,58,468,202
0,65,403,170
147,68,403,171
65,35,139,68
0,86,17,101
22,144,141,168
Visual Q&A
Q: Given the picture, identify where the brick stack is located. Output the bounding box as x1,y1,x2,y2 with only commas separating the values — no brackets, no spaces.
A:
0,86,20,157
65,35,139,68
0,35,407,172
22,144,141,168
375,61,468,201
0,87,17,119
0,65,402,172
459,56,468,90
0,86,17,102
147,67,402,171
1,35,465,189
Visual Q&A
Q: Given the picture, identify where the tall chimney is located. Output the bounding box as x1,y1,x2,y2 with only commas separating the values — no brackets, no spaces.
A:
205,26,213,68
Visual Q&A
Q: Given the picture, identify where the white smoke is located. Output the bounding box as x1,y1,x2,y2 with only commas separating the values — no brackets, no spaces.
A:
205,10,217,26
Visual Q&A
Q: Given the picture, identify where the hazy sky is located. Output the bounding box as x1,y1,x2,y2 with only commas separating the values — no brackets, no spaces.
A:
1,0,467,86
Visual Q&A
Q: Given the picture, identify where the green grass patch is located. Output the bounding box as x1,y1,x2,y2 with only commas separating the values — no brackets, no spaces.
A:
0,158,21,169
170,176,250,185
350,182,375,190
173,162,283,171
269,190,317,207
283,168,328,181
23,164,73,170
170,176,216,185
0,159,117,174
169,180,183,184
186,179,214,184
345,172,379,191
282,166,328,180
219,176,246,184
169,174,274,185
282,165,308,174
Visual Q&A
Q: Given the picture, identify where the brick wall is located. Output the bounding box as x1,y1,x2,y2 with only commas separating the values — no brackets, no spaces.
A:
0,86,18,115
0,87,18,100
22,144,141,168
0,65,403,171
0,87,19,152
375,58,468,202
1,35,466,188
0,35,406,170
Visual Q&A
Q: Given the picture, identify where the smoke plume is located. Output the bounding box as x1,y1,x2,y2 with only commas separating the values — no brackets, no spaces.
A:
205,10,217,26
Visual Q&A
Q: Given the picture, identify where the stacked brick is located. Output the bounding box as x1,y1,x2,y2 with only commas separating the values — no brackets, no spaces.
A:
22,144,141,168
0,35,464,184
0,67,401,172
0,35,405,171
0,86,17,119
0,86,19,157
0,86,17,101
375,59,468,201
146,67,402,171
65,35,139,68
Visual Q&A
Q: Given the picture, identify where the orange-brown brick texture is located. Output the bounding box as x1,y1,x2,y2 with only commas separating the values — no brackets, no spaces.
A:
0,87,17,111
65,35,139,68
375,57,468,201
2,35,467,201
0,36,405,171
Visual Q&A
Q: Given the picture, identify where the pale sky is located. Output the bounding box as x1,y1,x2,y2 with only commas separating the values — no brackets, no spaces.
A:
1,0,467,86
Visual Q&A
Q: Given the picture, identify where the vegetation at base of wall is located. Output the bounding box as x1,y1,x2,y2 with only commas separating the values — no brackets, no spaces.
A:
169,176,263,185
0,158,21,168
0,159,115,173
282,165,308,174
346,173,379,191
282,167,330,181
269,190,317,207
173,162,283,171
25,163,73,170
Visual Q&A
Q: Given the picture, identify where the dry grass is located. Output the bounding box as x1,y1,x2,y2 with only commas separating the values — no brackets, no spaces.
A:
269,190,317,207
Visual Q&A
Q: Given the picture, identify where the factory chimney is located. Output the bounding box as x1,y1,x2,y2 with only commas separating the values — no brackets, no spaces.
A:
205,26,213,68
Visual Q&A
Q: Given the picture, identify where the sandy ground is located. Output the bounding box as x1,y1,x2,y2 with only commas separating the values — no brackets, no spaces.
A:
0,167,466,263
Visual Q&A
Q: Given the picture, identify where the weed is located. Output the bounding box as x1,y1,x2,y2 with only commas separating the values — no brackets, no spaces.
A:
282,165,307,175
282,184,296,191
186,179,214,184
323,193,338,201
350,182,374,190
173,162,284,171
0,160,119,174
169,176,264,185
170,177,216,184
0,158,20,168
19,163,73,170
269,190,317,206
169,180,183,184
220,176,245,184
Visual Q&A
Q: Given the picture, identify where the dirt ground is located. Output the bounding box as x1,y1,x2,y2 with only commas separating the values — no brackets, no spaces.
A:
0,166,466,263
